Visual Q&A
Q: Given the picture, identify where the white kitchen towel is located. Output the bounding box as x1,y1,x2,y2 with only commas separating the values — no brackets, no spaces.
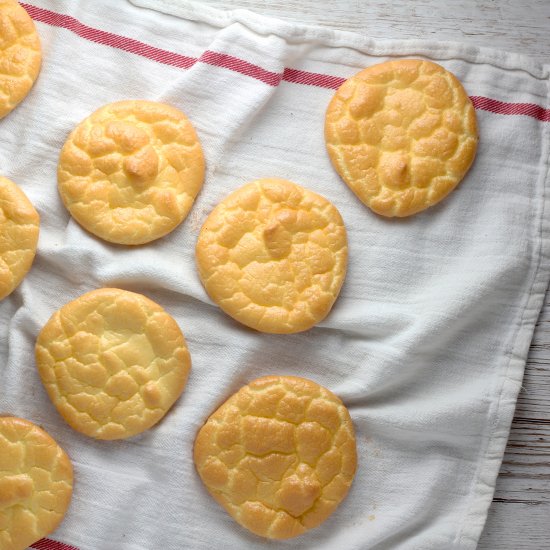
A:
1,1,549,549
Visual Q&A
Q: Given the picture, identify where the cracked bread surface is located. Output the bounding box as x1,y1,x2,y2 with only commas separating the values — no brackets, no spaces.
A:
0,0,41,119
196,178,348,334
0,416,73,550
57,100,205,244
0,176,39,300
325,59,478,216
35,288,191,440
194,375,357,539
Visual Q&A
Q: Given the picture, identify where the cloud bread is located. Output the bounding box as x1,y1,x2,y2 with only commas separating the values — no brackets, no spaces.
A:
194,375,357,539
195,178,348,334
0,0,41,119
0,176,39,300
35,288,191,440
58,100,205,244
0,416,73,550
325,59,478,216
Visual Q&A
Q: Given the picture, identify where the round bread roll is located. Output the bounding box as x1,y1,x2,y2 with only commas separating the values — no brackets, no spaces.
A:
0,0,42,119
325,59,478,216
194,375,357,539
0,176,39,300
58,100,205,245
0,416,73,550
35,288,191,440
195,178,348,334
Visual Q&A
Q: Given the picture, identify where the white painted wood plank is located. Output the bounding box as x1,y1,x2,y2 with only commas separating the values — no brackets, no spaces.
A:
201,1,550,547
202,0,550,64
478,502,550,549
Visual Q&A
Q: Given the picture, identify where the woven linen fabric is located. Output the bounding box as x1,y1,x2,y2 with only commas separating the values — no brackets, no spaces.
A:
1,1,549,549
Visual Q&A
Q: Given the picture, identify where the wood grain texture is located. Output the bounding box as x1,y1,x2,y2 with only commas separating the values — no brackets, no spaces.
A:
201,0,550,64
201,1,550,547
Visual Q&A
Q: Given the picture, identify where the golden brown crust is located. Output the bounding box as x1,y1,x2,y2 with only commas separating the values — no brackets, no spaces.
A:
0,0,41,119
58,100,205,245
325,59,478,216
35,288,191,440
195,179,348,334
0,176,40,300
194,376,357,539
0,416,73,550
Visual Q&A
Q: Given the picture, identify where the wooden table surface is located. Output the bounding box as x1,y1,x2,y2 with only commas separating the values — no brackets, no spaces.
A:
201,1,550,547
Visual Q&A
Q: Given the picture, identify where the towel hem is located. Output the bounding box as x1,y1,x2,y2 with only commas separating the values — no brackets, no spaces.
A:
129,0,550,80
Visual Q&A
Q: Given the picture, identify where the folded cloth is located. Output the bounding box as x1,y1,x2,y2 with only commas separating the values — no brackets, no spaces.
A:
1,1,549,549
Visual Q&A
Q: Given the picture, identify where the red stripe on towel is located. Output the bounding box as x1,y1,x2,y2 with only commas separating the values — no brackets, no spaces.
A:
21,2,550,122
31,538,79,550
